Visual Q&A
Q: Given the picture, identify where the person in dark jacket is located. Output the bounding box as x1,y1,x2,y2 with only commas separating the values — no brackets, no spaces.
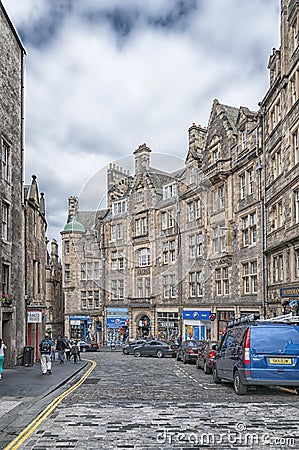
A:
56,335,67,364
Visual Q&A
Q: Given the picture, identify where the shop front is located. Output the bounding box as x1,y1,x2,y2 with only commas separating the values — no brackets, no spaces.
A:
182,310,211,341
106,307,129,345
280,287,299,315
69,315,92,341
157,311,179,341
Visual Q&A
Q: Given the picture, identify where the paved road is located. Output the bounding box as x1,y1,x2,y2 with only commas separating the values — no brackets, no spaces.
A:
7,351,299,449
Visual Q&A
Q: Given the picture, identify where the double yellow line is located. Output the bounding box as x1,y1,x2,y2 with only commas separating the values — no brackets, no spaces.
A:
5,359,97,450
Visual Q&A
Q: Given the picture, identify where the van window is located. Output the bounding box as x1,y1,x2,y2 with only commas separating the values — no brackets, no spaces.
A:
251,326,299,354
220,332,234,351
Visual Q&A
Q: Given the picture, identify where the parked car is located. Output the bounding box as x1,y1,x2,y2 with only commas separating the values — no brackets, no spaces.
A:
213,313,299,395
133,340,176,358
176,340,204,364
77,340,99,352
122,340,147,355
196,340,219,373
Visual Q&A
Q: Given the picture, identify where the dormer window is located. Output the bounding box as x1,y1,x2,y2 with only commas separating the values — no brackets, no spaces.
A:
189,166,195,184
163,183,177,200
112,200,127,216
213,149,218,163
241,130,247,151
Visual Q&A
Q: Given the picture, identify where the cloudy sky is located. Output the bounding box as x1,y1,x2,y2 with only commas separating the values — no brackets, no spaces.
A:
2,0,280,245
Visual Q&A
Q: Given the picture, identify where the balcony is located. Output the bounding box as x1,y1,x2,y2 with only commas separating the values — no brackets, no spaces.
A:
204,159,231,183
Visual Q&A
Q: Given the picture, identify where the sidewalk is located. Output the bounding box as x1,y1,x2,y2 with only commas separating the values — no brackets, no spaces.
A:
0,358,89,449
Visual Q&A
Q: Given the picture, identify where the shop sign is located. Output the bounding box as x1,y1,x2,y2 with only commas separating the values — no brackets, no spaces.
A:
27,311,42,323
70,315,90,321
70,320,81,325
280,287,299,297
183,310,211,320
107,317,128,328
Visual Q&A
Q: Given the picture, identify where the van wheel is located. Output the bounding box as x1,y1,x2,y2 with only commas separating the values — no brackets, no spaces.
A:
233,371,247,395
212,367,221,384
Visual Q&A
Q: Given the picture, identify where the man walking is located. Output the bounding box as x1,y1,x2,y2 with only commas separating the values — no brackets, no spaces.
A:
56,335,66,364
39,333,53,375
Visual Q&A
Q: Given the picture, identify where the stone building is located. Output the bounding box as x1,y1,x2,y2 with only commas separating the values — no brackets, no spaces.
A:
24,175,48,361
61,0,299,342
0,1,26,365
45,239,64,338
260,0,299,317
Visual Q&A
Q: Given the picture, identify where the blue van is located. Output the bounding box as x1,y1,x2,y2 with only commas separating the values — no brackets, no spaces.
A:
213,314,299,395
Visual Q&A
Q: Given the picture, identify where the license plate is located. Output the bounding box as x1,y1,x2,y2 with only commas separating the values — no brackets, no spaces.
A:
269,358,292,365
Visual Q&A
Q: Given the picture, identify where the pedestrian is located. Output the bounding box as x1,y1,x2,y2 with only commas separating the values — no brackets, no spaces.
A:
70,341,79,364
56,335,66,364
64,339,71,361
0,338,7,380
51,339,56,362
39,333,53,375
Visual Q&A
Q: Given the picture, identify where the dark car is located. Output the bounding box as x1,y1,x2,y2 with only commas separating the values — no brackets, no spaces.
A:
133,340,176,358
176,340,204,364
122,340,147,355
213,313,299,395
196,340,219,373
77,340,99,352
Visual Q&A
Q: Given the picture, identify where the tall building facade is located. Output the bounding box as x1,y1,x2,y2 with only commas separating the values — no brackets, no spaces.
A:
0,2,26,365
61,0,299,343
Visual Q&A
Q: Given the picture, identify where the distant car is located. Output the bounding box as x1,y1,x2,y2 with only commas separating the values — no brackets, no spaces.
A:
77,340,99,352
123,340,147,355
176,340,204,364
196,341,219,373
133,340,176,358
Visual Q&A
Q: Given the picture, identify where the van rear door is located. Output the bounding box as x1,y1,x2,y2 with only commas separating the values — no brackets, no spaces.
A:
250,325,299,382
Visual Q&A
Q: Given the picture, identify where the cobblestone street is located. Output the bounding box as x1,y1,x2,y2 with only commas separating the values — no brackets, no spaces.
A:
15,351,299,449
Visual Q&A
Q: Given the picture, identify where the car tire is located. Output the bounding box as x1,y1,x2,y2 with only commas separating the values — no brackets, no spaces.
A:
204,361,211,374
212,367,221,384
134,349,141,357
233,371,247,395
123,348,128,355
156,350,164,358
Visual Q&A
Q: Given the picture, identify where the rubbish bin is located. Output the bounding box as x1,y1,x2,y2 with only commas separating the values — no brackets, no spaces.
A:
23,346,34,367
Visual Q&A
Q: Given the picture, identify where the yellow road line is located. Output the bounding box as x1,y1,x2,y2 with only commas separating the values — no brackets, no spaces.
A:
5,359,97,450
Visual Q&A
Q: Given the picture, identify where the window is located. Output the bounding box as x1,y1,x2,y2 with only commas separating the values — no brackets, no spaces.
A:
135,217,147,236
212,185,225,211
117,223,123,240
242,212,256,246
112,251,124,270
163,240,176,264
188,200,201,222
293,130,299,165
94,262,99,280
163,183,177,200
295,249,299,278
294,189,299,224
240,168,254,198
189,235,195,258
94,290,100,308
161,210,175,229
163,275,176,298
138,248,150,267
273,255,284,282
81,263,86,281
241,130,247,150
112,200,127,215
81,291,87,308
88,290,93,309
65,240,70,255
273,202,283,229
189,166,195,184
215,267,229,296
189,271,203,297
112,280,124,299
65,264,70,283
269,100,281,131
197,233,203,257
137,277,150,298
2,264,9,297
1,140,9,182
290,72,298,106
2,202,9,241
213,149,218,163
291,19,298,52
272,150,282,179
242,261,257,294
212,225,226,253
111,224,116,241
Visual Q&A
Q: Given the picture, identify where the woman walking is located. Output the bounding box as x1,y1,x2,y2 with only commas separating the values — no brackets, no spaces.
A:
0,338,7,379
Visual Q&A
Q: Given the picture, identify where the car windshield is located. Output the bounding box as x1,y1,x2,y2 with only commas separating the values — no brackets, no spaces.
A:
251,326,299,354
187,341,201,347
